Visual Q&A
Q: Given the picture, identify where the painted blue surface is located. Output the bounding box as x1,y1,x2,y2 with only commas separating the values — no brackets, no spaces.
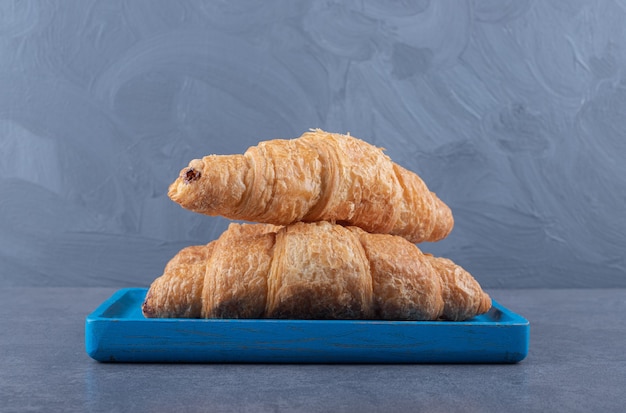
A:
85,288,529,364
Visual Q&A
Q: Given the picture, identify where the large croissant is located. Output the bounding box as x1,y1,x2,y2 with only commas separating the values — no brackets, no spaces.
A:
142,222,491,321
168,129,453,243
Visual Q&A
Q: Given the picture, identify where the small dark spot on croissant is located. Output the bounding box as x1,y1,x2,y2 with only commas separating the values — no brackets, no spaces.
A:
183,167,201,183
141,301,155,317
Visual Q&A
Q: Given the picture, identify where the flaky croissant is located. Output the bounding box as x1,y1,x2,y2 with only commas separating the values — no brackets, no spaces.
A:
142,222,491,321
168,129,453,244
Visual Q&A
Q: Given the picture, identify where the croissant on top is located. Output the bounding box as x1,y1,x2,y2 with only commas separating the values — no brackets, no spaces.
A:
142,221,491,321
168,129,453,244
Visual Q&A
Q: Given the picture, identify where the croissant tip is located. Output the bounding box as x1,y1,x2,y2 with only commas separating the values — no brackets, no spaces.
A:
168,165,201,202
141,300,155,318
480,294,492,314
167,182,180,202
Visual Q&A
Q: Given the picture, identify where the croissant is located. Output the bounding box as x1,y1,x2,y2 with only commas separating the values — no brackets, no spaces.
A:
168,129,453,243
142,222,491,321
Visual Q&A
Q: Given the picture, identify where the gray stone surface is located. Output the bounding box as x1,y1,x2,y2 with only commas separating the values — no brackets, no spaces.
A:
1,1,626,288
1,287,624,412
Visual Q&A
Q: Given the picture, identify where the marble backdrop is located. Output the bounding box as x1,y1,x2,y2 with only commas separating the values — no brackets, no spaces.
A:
1,0,624,287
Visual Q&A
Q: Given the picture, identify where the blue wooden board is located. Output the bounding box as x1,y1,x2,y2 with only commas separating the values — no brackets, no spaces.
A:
85,288,529,363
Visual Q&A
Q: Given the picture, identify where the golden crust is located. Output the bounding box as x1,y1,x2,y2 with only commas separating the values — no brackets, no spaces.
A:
168,129,453,243
298,131,402,235
142,222,490,321
266,222,373,319
202,223,278,318
351,227,444,320
141,243,213,318
425,255,492,321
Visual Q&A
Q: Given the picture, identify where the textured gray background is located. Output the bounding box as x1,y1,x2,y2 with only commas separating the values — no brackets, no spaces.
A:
1,0,624,288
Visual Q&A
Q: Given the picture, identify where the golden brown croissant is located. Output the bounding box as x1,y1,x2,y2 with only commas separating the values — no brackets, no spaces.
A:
142,222,491,321
168,129,453,243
